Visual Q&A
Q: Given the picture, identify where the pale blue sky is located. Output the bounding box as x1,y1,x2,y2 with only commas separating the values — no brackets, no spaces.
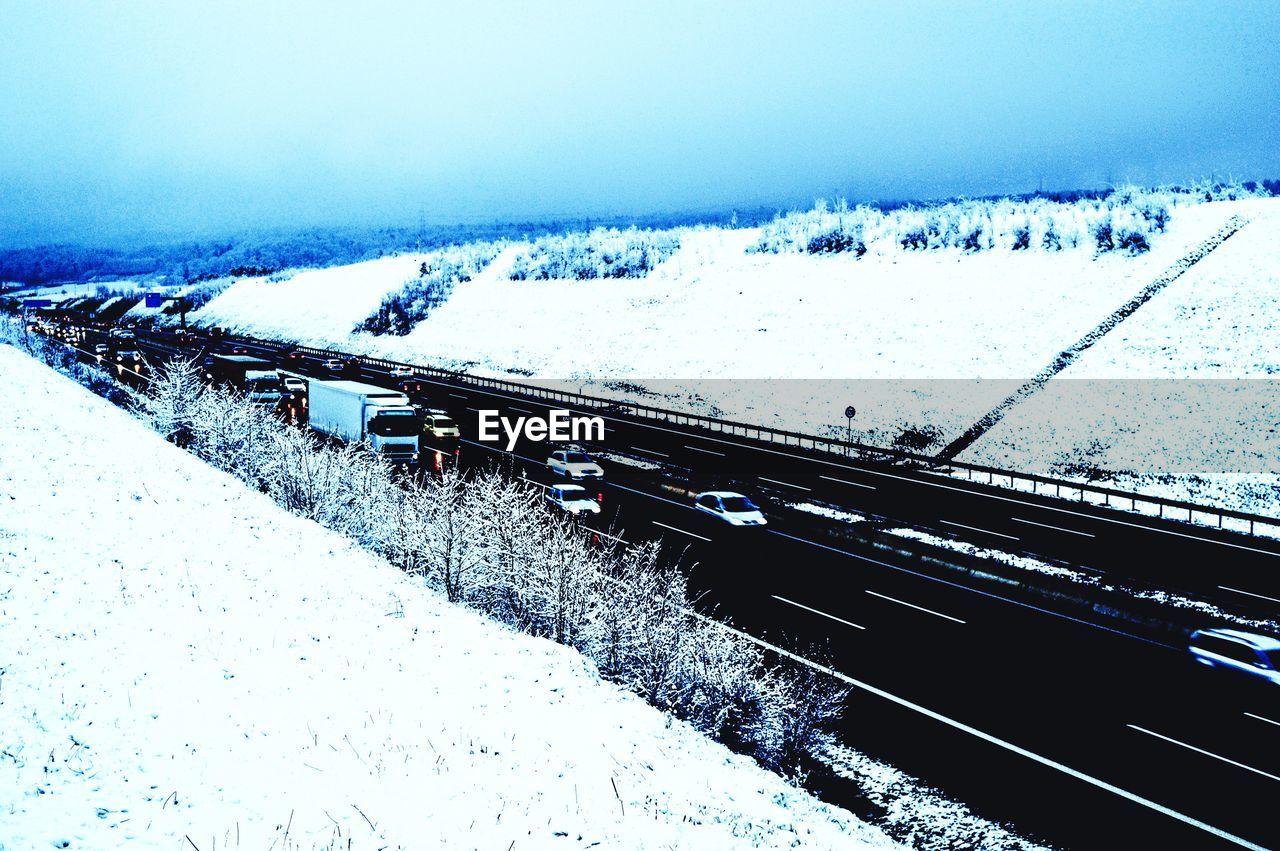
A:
1,0,1277,245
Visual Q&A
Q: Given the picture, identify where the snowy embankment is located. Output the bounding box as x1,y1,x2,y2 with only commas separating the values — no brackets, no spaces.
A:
958,199,1280,514
174,193,1278,513
0,345,895,850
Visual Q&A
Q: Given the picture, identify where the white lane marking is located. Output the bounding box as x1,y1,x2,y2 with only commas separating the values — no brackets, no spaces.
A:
1218,585,1280,605
466,407,483,413
759,476,811,492
1127,724,1280,783
408,374,1280,558
772,595,866,630
1244,711,1280,729
716,624,1267,849
1012,517,1097,538
633,446,670,457
449,392,468,399
865,589,966,624
652,521,711,542
683,444,726,456
819,474,877,490
942,519,1020,541
767,528,1173,649
508,406,534,414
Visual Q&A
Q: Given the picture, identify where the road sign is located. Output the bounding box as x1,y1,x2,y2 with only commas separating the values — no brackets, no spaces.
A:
23,299,52,309
845,405,857,419
145,293,165,308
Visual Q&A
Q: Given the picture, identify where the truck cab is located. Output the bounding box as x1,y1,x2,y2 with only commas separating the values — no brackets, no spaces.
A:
243,369,286,407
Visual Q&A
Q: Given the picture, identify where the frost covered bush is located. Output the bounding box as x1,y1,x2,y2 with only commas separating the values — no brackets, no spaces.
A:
508,227,680,280
359,242,503,336
127,359,848,777
751,181,1265,259
751,199,870,257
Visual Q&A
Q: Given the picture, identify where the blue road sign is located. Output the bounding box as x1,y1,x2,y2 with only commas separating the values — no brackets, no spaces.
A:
23,299,52,309
145,293,165,308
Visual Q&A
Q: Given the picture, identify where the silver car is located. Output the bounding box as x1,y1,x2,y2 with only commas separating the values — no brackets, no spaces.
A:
1189,628,1280,685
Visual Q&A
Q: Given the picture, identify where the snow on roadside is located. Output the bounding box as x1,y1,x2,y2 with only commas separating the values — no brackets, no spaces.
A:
0,345,897,851
788,502,868,524
884,526,1280,633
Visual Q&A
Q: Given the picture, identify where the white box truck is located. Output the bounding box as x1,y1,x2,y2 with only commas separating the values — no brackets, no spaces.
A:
308,379,420,463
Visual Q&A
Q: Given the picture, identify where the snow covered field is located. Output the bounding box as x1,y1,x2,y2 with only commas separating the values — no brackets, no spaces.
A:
190,199,1260,433
959,198,1280,513
0,345,896,850
126,194,1280,513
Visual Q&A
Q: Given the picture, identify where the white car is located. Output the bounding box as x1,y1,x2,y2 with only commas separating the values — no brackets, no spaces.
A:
545,483,602,515
94,343,110,356
694,491,767,526
389,365,414,378
1189,628,1280,685
421,409,460,440
546,448,604,481
282,376,307,395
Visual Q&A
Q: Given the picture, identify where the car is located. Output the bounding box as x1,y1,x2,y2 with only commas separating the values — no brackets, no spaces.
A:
94,343,110,356
1189,628,1280,685
693,491,767,526
396,378,426,395
282,376,307,396
546,448,604,480
421,409,460,440
227,344,250,355
389,365,414,378
545,483,602,515
283,350,308,364
322,357,348,374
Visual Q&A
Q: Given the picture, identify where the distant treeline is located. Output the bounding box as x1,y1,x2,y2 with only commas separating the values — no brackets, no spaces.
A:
3,181,1276,286
0,209,752,286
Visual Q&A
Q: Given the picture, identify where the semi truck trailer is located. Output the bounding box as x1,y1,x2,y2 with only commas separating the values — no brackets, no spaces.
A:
205,354,285,406
307,379,420,463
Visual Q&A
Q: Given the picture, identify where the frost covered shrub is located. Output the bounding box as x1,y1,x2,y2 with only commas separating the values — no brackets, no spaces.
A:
508,227,680,280
749,182,1268,258
360,242,503,336
127,360,850,778
752,199,873,257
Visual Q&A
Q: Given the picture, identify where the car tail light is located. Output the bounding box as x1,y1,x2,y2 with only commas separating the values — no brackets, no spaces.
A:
597,492,604,504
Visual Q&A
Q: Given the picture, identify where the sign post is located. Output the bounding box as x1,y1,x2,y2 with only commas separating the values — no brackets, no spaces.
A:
844,405,857,456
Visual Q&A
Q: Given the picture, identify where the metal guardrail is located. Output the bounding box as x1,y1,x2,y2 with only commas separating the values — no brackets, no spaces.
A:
243,335,1280,539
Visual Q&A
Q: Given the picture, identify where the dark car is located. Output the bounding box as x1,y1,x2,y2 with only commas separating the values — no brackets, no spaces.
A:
396,378,426,395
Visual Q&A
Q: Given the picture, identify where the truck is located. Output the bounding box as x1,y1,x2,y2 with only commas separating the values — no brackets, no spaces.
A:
205,354,285,406
307,379,420,463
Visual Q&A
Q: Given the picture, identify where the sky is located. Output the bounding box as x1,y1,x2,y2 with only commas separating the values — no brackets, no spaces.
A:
1,0,1277,246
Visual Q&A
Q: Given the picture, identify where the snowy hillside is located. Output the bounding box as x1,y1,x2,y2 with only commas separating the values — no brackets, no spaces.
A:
159,191,1280,512
959,199,1280,511
0,345,895,851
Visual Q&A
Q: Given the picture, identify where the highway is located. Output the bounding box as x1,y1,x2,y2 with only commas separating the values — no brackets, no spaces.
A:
84,324,1280,849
